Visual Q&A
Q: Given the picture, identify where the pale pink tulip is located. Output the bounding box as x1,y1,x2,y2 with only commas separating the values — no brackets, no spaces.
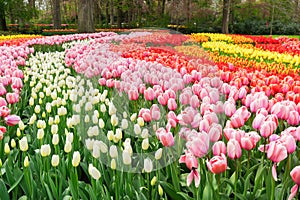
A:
0,84,6,96
5,114,21,126
128,88,139,100
287,111,300,126
167,98,177,111
187,132,210,158
227,139,242,159
150,104,161,121
267,141,287,163
212,141,227,156
144,88,155,101
252,114,266,130
179,152,198,170
260,121,277,138
6,92,19,104
190,95,200,108
187,169,200,187
159,131,175,147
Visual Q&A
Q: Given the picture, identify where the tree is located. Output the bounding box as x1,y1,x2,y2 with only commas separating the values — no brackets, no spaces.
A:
0,0,7,31
53,0,61,29
78,0,95,32
222,0,231,33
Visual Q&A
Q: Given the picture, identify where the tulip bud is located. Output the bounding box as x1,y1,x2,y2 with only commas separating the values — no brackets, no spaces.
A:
4,143,10,154
144,158,153,173
51,124,58,135
111,114,118,126
151,176,157,186
88,164,101,180
11,139,16,148
158,184,163,196
0,159,2,167
24,156,29,167
111,159,116,170
155,148,163,160
64,141,72,153
16,128,21,137
37,129,44,140
52,134,59,145
142,138,149,150
137,117,144,127
122,150,132,165
18,120,25,131
130,113,137,122
109,145,118,158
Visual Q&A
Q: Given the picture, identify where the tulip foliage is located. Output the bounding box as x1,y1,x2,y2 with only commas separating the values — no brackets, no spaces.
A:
0,30,300,200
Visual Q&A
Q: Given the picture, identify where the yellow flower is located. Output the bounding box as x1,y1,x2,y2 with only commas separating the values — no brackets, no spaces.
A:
111,159,116,170
151,176,157,186
4,143,10,154
24,156,29,167
11,139,16,148
18,120,25,131
158,184,163,196
16,128,21,137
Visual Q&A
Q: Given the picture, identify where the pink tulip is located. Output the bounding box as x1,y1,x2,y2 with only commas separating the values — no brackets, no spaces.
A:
227,139,242,159
157,94,168,106
224,102,236,117
288,166,300,200
187,132,210,158
0,84,6,96
98,78,106,86
260,121,277,138
287,111,300,126
199,119,210,133
144,88,155,101
0,97,7,107
267,141,287,163
208,123,222,142
212,141,227,156
5,114,21,126
0,106,10,118
280,134,296,154
190,95,200,108
179,92,191,105
6,92,19,104
187,169,200,187
159,131,174,147
150,104,161,121
167,98,177,111
179,152,198,170
128,88,139,100
271,102,289,120
252,114,266,130
241,132,260,151
206,153,227,174
11,77,23,89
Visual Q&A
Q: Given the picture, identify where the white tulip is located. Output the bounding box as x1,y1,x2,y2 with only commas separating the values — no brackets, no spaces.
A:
72,151,81,167
122,150,132,165
40,144,51,157
109,145,118,158
155,148,163,160
19,137,28,152
88,164,101,180
52,134,59,145
144,158,153,173
51,154,59,167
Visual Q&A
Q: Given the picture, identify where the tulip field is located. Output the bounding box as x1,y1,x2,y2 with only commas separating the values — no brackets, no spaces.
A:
0,30,300,200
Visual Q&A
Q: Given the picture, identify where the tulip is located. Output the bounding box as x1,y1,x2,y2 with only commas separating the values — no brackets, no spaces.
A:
167,98,177,111
24,156,29,167
155,148,163,160
212,141,227,156
88,164,101,180
179,152,198,170
206,153,227,174
72,151,81,167
40,144,51,157
159,131,175,147
144,157,153,173
227,139,242,159
111,159,116,170
287,110,300,126
19,136,28,152
51,154,60,167
151,176,157,186
187,131,210,158
158,184,164,196
5,115,20,126
6,92,19,104
260,121,277,138
0,106,10,118
288,166,300,200
187,169,200,187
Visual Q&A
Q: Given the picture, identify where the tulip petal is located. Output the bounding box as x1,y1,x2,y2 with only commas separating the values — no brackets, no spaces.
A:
288,184,298,200
193,169,200,188
187,171,194,187
272,163,277,181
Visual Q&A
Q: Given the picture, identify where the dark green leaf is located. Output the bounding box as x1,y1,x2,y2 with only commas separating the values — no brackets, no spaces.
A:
0,179,10,200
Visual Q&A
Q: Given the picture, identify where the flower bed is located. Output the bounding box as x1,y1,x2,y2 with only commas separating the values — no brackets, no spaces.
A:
0,31,299,200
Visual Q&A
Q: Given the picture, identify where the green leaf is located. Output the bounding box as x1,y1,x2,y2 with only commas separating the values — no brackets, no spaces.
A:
134,190,147,200
0,179,10,200
86,185,97,200
243,172,253,196
8,173,24,193
18,196,28,200
253,164,265,196
160,181,183,200
177,192,194,200
202,181,213,200
47,174,58,200
44,183,54,200
235,193,247,200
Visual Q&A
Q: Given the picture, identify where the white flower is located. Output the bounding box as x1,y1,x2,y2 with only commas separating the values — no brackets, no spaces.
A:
92,144,100,159
52,134,59,145
108,102,116,115
4,143,10,154
11,139,16,148
18,120,25,131
58,106,67,116
29,97,34,106
40,144,51,157
115,128,122,140
142,138,149,150
85,102,93,112
137,117,144,127
121,119,128,130
19,137,28,152
144,158,153,173
54,115,60,124
100,104,106,113
85,138,94,151
87,126,99,137
84,115,90,123
51,124,58,134
48,117,54,125
46,103,52,113
111,114,118,127
122,150,132,165
51,154,59,167
134,124,141,135
64,141,72,153
92,114,98,124
72,151,81,167
99,119,105,129
155,148,163,160
66,132,74,143
123,112,128,119
141,129,149,138
37,129,45,139
111,159,116,170
109,145,118,158
107,130,114,141
99,141,108,153
88,164,101,180
130,113,137,122
37,120,46,129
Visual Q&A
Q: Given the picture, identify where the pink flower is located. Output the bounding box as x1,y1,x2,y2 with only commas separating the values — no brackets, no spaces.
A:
280,134,296,154
288,166,300,200
212,141,227,156
230,106,251,128
139,108,152,122
271,102,289,120
224,102,236,117
260,121,277,138
252,114,266,130
208,123,222,142
128,88,139,100
157,94,168,106
267,141,287,163
159,131,174,147
187,169,200,188
167,98,177,111
5,114,21,126
0,106,11,118
144,88,155,101
287,111,300,126
179,92,191,105
241,131,261,150
187,132,210,158
179,152,198,170
0,97,7,107
190,95,200,108
227,139,242,159
6,92,19,104
11,77,23,89
150,104,161,121
0,84,6,96
206,153,227,174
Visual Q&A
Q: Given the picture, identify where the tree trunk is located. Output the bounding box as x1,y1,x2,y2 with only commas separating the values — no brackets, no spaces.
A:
222,0,231,33
116,0,122,28
0,0,7,31
53,0,61,29
105,0,109,26
78,0,95,32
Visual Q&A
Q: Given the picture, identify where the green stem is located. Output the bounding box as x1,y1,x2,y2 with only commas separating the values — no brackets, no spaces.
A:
217,174,221,200
270,168,275,200
234,159,239,200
